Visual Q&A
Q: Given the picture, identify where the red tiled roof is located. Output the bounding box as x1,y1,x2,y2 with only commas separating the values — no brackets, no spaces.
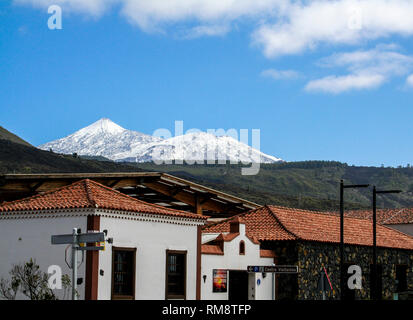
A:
216,233,239,242
203,206,296,241
339,208,413,225
201,244,224,255
0,179,207,220
203,205,413,250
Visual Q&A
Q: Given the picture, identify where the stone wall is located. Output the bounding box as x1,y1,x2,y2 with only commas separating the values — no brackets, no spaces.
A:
297,241,413,300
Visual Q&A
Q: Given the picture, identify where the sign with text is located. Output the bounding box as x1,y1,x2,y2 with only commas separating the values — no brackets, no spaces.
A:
247,265,299,273
51,232,105,245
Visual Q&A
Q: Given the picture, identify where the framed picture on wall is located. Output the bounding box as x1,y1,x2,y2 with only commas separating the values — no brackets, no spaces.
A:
213,269,227,293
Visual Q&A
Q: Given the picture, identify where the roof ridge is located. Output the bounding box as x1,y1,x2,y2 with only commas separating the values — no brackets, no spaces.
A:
274,205,386,223
267,204,330,215
381,208,405,224
264,205,300,240
83,179,97,208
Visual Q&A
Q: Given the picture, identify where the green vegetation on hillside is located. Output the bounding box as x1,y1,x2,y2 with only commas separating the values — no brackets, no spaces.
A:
0,126,32,147
1,132,412,212
0,139,140,174
129,161,413,211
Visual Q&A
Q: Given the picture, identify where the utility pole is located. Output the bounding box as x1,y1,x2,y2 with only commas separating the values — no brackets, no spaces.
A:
339,180,369,300
72,228,78,300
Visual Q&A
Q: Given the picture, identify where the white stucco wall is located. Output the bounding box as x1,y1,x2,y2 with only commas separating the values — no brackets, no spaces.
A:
0,212,88,300
201,224,275,300
98,212,201,300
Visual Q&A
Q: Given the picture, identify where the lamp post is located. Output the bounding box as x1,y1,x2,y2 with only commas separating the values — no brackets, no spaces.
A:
371,187,401,300
339,180,369,300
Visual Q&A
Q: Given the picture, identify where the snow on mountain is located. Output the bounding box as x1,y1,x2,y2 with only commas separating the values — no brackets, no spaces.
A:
38,118,162,159
39,118,282,163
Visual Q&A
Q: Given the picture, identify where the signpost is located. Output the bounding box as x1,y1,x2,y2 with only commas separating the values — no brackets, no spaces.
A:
318,266,333,300
51,228,107,300
247,265,298,274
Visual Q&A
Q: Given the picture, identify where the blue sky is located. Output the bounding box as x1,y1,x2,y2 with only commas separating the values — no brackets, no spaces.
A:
1,0,413,167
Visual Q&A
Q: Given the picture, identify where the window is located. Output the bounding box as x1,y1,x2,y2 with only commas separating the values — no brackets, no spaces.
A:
396,265,408,292
111,247,136,300
165,250,187,299
239,241,245,255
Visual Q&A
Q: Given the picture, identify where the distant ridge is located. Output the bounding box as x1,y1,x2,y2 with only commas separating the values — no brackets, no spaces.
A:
0,126,32,147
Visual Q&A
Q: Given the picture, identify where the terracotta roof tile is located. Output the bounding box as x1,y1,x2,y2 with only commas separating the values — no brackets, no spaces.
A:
216,233,239,242
0,179,207,220
201,244,224,255
337,208,413,225
203,205,413,250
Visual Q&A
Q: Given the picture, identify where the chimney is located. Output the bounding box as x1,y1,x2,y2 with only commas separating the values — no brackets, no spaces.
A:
229,216,244,233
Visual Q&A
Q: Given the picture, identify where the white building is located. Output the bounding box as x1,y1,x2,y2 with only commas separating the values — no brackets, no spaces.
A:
0,179,206,300
201,217,276,300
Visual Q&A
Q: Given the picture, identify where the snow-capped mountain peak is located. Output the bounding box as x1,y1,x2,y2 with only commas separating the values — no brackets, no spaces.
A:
39,119,282,164
75,118,126,136
39,118,161,159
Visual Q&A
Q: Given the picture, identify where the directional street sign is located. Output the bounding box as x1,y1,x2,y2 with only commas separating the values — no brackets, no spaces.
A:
51,229,109,300
51,234,76,245
51,232,105,245
247,265,299,274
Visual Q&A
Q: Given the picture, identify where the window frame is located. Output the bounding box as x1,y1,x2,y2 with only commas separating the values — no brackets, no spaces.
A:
239,240,245,255
165,249,187,300
111,246,137,300
395,264,408,293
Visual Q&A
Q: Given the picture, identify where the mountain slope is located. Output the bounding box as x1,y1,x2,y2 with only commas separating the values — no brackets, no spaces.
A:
39,118,161,160
38,118,282,163
1,138,412,211
130,161,413,210
0,139,139,174
0,126,32,147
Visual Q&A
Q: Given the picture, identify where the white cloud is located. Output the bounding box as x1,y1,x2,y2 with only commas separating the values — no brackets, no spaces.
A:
406,74,413,87
181,24,231,39
321,46,413,75
14,0,413,61
119,0,286,32
305,45,413,93
261,68,300,80
305,74,385,93
14,0,286,30
253,0,413,58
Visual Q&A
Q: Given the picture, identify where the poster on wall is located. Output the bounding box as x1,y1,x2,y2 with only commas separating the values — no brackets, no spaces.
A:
213,269,227,293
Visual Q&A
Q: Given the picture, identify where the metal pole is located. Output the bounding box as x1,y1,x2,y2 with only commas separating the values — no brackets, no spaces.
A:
272,263,275,300
339,180,344,300
322,272,326,301
72,228,78,300
372,187,377,300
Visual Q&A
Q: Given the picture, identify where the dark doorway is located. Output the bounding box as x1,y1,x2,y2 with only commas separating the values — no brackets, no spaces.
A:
396,265,408,293
370,264,383,300
228,271,249,301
